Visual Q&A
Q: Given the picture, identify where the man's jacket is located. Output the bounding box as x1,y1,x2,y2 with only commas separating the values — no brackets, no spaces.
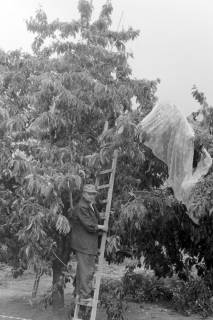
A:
70,198,100,255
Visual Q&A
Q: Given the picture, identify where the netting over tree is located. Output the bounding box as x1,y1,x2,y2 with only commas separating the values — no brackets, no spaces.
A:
138,103,212,223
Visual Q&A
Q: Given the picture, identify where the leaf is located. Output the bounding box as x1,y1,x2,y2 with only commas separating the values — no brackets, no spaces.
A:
69,174,82,190
51,203,59,215
25,245,31,258
26,221,34,231
56,214,71,234
40,182,53,198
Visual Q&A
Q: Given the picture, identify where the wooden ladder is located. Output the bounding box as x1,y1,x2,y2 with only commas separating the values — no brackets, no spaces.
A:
73,149,118,320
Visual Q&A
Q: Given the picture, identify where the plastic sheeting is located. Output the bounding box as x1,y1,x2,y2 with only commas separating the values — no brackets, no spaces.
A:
138,103,212,223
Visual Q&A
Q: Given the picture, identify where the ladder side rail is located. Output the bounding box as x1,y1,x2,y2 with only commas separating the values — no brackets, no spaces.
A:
73,303,80,320
102,150,118,231
99,149,118,259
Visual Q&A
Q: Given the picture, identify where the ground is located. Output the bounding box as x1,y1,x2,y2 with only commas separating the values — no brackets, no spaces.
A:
0,263,212,320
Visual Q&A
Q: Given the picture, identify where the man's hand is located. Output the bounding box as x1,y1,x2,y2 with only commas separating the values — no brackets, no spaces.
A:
98,225,108,232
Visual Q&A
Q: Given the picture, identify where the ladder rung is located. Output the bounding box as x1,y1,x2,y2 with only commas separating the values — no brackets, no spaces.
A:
76,301,92,307
98,168,112,175
97,184,110,190
76,299,99,307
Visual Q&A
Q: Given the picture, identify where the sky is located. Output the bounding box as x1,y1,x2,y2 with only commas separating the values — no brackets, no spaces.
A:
0,0,212,116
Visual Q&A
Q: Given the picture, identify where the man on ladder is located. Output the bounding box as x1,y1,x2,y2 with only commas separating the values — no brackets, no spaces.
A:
70,184,107,304
71,150,118,320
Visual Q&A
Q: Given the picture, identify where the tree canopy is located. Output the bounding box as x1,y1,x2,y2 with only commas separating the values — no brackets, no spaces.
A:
0,0,161,306
114,86,213,280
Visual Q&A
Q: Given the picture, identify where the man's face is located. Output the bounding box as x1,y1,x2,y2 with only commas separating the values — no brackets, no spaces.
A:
83,191,97,203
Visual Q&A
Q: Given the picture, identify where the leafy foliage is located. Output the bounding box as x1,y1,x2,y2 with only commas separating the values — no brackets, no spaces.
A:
104,88,213,284
100,265,213,318
123,266,213,317
172,277,213,317
114,190,187,278
112,186,213,282
100,278,127,320
0,0,159,306
191,85,213,135
187,86,213,222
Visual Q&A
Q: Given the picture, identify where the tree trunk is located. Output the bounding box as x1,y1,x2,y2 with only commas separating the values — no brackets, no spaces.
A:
52,259,65,311
32,268,43,298
51,215,73,313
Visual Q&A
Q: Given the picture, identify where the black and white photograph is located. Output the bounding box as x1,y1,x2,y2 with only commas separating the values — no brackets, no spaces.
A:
0,1,213,319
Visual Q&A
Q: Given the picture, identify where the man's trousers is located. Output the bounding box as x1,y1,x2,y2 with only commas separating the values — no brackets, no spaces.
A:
75,251,96,299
